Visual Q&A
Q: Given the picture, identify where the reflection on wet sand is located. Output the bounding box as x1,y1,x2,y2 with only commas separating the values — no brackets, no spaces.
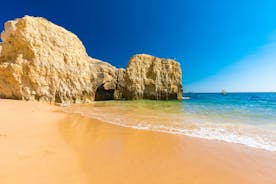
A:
59,114,276,184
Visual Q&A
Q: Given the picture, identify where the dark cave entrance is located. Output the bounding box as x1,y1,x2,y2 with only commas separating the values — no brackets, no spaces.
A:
95,84,115,101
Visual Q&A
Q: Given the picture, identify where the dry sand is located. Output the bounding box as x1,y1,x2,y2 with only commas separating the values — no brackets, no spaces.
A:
0,99,275,184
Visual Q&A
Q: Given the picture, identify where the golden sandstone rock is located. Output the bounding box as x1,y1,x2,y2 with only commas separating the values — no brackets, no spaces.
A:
0,16,182,103
0,16,96,103
124,54,182,100
89,57,125,100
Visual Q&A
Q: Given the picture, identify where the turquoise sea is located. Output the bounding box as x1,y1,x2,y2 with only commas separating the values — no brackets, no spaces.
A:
64,93,276,151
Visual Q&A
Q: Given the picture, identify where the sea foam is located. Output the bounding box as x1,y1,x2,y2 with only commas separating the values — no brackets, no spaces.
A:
63,93,276,152
63,108,276,152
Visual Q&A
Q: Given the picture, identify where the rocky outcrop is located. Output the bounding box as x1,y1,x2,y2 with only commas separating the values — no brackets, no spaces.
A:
124,54,182,100
114,68,126,100
89,57,125,101
0,16,182,103
0,16,97,103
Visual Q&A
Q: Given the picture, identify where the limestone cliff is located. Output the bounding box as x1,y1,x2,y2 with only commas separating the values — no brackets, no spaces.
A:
114,68,126,100
0,16,182,103
0,16,97,103
124,54,182,100
89,57,125,100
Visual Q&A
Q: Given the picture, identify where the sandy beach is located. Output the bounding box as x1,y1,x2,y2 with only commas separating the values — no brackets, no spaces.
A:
0,99,276,184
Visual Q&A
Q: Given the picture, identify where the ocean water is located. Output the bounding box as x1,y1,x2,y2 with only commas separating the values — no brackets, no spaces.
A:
63,93,276,152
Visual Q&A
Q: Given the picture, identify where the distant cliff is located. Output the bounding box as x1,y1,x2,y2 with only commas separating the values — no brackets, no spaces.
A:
0,16,182,103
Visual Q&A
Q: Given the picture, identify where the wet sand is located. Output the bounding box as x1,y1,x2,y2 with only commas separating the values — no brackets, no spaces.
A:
0,99,276,184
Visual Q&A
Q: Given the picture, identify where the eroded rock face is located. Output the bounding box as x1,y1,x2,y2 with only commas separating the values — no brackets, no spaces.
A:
0,16,96,103
89,57,125,101
0,16,183,103
114,68,126,100
124,54,182,100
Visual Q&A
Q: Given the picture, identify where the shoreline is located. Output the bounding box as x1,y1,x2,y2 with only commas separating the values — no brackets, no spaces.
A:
0,99,276,184
63,100,276,152
64,110,276,152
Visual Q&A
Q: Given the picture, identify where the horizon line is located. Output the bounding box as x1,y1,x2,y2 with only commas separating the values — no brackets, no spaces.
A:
183,91,275,93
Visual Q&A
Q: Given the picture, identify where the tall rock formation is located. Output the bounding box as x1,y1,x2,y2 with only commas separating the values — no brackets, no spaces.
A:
0,16,97,103
0,16,182,103
124,54,182,100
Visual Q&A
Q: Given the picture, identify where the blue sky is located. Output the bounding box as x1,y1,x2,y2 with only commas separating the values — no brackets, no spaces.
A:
0,0,276,92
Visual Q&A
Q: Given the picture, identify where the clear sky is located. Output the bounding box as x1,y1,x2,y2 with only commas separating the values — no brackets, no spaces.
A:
0,0,276,92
